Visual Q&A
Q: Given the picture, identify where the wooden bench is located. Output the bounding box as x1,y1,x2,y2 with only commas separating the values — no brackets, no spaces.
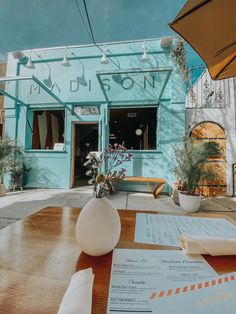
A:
122,176,166,198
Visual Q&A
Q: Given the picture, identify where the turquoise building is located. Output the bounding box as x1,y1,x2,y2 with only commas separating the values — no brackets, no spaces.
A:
1,38,185,192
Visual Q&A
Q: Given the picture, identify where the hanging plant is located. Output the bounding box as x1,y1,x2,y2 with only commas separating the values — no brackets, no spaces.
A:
171,39,189,83
171,38,198,110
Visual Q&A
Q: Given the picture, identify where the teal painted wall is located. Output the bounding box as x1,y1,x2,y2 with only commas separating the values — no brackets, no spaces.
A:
4,38,185,191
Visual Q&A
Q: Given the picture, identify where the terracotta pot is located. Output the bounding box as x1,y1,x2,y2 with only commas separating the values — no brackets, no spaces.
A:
179,192,201,212
75,197,121,256
0,183,6,196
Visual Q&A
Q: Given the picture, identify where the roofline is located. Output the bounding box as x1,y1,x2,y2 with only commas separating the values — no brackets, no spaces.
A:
187,69,206,95
7,36,177,55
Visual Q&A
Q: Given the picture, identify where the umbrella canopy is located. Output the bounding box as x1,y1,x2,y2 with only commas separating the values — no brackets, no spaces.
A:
169,0,236,80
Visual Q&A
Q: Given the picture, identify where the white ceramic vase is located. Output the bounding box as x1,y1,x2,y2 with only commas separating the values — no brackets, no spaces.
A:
75,197,121,256
179,192,201,213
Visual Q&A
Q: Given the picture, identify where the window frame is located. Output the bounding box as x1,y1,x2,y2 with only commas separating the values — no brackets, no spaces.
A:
26,108,66,151
108,105,159,152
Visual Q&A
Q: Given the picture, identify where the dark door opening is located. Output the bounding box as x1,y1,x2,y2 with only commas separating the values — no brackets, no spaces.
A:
73,123,98,187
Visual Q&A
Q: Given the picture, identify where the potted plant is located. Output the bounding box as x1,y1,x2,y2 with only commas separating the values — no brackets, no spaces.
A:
0,137,18,196
174,140,221,212
9,160,32,191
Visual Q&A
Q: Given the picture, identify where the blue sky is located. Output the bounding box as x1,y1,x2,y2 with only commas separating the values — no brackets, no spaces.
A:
0,0,203,73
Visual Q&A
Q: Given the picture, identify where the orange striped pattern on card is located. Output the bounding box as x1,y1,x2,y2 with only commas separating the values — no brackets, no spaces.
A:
150,274,235,300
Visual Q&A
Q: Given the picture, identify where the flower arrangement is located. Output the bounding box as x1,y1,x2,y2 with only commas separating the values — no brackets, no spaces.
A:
83,143,133,198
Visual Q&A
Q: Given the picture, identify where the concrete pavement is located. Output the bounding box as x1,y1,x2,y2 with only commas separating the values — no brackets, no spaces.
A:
1,186,236,229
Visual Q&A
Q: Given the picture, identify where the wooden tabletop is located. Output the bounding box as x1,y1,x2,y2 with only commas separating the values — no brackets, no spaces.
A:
1,206,236,314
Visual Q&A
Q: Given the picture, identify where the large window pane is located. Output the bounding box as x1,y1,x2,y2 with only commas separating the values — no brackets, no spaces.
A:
32,110,65,150
109,107,157,150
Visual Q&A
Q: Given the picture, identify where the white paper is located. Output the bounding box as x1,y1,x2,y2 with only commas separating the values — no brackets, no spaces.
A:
53,143,64,151
106,249,217,314
135,213,236,246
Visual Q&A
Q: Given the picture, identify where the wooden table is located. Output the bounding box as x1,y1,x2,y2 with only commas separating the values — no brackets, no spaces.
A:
1,207,236,313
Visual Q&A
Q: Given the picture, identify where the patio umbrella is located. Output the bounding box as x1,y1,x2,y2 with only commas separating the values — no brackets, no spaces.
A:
169,0,236,80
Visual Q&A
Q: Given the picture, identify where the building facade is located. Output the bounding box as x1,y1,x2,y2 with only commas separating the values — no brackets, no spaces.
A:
2,38,185,191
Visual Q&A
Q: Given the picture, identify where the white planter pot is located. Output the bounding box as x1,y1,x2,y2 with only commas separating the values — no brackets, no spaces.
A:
0,184,6,196
75,197,121,256
179,192,201,213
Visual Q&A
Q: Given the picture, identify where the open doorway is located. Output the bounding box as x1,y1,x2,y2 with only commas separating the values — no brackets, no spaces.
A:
73,123,99,187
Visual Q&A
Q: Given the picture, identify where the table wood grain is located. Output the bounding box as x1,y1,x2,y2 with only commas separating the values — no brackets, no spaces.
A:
1,206,236,313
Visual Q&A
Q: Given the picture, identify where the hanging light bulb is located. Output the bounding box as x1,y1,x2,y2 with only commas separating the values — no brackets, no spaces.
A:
135,128,142,136
100,46,109,64
62,48,70,66
26,51,35,68
140,41,149,62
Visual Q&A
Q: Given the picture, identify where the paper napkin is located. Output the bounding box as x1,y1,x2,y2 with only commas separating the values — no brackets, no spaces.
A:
180,234,236,255
57,268,94,314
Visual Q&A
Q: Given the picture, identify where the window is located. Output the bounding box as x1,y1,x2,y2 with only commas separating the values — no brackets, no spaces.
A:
109,107,157,150
32,110,65,150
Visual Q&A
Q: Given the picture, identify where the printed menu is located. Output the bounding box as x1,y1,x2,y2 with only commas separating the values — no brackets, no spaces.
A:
106,249,217,313
135,213,236,246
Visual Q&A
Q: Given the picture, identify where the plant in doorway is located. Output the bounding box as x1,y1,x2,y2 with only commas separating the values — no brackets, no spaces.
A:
173,140,221,212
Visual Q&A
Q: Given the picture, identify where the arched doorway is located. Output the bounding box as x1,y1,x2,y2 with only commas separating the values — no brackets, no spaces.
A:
190,121,226,196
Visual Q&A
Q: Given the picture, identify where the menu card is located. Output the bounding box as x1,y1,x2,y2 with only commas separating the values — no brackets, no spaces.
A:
106,249,217,314
135,213,236,246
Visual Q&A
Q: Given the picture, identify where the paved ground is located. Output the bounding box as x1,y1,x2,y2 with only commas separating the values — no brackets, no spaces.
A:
1,186,236,229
